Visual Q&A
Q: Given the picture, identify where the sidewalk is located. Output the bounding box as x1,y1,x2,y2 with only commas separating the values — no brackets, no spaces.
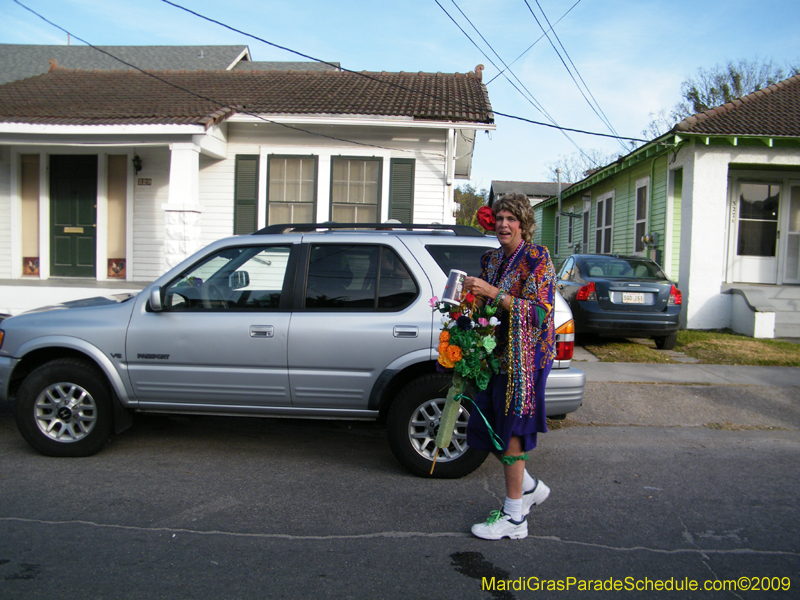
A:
574,360,800,387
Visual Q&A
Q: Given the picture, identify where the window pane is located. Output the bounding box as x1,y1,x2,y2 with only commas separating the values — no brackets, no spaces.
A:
603,226,612,253
635,222,646,253
740,184,779,220
636,186,648,219
378,249,418,309
306,245,379,310
164,246,290,311
605,199,613,225
737,220,778,257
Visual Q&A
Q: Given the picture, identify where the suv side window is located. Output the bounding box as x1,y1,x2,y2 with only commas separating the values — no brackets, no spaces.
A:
305,244,417,311
425,245,494,276
164,246,291,311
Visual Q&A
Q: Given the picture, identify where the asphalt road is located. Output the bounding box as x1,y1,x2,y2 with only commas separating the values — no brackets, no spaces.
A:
1,376,798,599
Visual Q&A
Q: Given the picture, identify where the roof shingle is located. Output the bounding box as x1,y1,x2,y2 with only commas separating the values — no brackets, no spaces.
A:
0,68,493,127
675,74,800,137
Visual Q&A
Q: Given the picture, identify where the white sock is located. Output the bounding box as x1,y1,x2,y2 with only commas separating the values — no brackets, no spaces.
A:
523,469,536,493
504,496,523,522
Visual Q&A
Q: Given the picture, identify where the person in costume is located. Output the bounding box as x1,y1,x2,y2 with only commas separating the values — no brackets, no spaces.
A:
463,192,557,541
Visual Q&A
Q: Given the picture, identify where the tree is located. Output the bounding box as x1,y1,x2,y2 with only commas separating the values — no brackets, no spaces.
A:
454,184,487,227
641,57,800,139
542,148,620,183
677,58,798,117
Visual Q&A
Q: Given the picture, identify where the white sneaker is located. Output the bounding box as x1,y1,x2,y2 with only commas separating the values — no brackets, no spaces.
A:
471,510,528,540
522,479,550,516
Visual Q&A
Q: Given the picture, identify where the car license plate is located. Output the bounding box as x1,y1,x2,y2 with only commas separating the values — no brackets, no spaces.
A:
622,292,645,304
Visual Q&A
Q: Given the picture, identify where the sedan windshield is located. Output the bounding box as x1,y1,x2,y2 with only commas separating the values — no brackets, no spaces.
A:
581,257,665,279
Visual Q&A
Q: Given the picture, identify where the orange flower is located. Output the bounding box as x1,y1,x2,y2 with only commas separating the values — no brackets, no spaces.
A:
438,353,456,369
446,344,463,363
438,341,450,355
439,330,450,343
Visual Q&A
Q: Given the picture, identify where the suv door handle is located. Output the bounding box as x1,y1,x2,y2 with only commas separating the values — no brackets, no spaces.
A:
249,325,274,338
393,326,418,338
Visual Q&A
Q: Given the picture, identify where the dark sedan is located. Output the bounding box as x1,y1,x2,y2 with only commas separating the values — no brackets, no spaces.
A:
556,254,682,349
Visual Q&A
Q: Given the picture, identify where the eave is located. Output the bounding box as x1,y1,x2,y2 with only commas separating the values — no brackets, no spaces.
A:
673,132,800,149
540,137,678,207
228,113,496,130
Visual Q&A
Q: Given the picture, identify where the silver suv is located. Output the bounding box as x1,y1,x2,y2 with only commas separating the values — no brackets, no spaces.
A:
0,224,584,478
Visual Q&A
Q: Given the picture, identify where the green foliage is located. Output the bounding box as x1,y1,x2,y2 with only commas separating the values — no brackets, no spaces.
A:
454,184,488,227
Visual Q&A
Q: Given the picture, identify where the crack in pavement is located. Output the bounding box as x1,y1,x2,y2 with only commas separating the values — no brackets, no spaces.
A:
2,517,798,557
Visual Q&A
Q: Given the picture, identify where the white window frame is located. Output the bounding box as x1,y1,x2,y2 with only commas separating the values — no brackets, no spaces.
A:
595,191,614,254
582,195,591,254
553,213,560,256
634,177,650,255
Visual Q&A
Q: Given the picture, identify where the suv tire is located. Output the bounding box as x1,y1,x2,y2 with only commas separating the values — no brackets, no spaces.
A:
14,358,114,457
387,373,488,479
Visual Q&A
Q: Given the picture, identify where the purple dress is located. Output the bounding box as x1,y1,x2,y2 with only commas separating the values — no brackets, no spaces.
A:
466,241,557,453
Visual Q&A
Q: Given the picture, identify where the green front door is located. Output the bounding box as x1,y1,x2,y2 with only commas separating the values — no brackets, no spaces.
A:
50,155,97,277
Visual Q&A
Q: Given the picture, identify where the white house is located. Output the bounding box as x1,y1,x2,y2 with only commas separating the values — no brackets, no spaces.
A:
0,64,494,314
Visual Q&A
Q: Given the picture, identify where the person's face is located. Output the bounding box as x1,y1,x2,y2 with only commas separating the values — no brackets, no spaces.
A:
495,209,523,252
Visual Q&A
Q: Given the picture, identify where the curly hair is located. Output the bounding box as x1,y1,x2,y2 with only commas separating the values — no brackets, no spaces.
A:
493,192,537,242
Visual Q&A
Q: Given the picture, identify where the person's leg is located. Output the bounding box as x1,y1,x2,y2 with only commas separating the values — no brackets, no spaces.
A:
471,436,529,540
503,436,525,500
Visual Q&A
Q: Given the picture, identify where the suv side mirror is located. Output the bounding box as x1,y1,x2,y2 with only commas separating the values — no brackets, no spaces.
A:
229,270,250,290
149,287,163,312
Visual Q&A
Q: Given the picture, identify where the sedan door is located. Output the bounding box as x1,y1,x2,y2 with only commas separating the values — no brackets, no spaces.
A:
126,244,295,411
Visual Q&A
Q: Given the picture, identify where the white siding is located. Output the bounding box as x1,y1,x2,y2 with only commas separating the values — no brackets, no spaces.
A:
0,147,11,278
199,154,236,245
131,146,169,281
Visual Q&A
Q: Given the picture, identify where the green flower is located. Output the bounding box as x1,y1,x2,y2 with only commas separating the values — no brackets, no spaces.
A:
482,335,496,352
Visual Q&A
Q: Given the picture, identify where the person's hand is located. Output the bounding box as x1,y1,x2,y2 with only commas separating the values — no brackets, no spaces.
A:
464,276,496,301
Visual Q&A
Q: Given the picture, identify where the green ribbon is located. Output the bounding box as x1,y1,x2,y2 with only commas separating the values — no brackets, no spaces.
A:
454,393,505,452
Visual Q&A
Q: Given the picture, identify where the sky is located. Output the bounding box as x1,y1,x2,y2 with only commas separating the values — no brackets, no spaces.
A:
3,0,800,192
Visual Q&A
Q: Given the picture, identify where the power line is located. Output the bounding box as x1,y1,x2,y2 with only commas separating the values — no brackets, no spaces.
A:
522,0,628,153
10,0,647,145
159,0,647,144
10,0,448,160
485,0,582,86
441,0,606,169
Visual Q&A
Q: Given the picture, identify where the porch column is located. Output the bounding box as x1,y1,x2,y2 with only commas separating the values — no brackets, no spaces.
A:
163,143,202,270
678,149,732,329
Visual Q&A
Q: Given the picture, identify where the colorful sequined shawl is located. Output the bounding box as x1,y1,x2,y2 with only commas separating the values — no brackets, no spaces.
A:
480,242,556,417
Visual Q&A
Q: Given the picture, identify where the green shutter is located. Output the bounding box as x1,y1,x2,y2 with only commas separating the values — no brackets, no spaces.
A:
389,158,415,223
234,155,259,234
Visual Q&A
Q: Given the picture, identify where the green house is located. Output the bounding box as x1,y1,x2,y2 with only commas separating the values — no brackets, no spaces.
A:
537,74,800,338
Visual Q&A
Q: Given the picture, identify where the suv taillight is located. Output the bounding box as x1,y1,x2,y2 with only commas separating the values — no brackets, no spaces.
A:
669,285,682,305
554,319,575,361
576,282,596,301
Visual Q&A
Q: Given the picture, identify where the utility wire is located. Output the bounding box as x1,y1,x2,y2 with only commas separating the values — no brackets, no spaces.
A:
485,0,582,85
531,0,626,152
523,0,628,153
11,0,447,159
442,0,603,169
160,0,647,144
12,0,647,145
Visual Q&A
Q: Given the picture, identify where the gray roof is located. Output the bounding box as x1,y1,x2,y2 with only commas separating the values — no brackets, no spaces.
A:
0,44,251,84
490,181,572,202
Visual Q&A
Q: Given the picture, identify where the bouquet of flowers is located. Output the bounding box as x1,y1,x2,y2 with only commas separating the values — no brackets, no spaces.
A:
431,292,501,391
429,289,502,471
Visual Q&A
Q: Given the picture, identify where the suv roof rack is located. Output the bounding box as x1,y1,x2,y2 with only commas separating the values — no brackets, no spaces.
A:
253,222,486,237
